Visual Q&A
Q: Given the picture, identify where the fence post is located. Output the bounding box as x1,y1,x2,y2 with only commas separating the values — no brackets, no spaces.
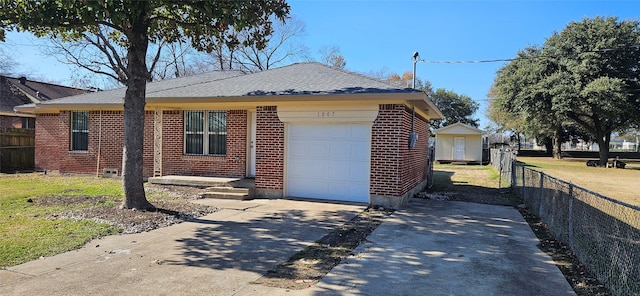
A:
498,149,504,189
539,171,545,217
522,164,526,199
568,183,574,250
511,158,516,191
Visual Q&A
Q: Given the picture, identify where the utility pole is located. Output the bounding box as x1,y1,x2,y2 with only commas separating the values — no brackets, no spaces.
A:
412,51,419,89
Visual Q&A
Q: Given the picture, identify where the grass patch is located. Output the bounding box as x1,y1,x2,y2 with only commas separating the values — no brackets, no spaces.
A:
432,164,501,191
0,173,123,268
517,157,640,207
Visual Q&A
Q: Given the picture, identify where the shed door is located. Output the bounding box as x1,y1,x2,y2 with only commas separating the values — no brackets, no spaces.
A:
454,137,466,160
286,123,370,203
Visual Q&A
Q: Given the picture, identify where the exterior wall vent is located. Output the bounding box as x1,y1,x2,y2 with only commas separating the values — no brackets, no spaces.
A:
102,168,118,178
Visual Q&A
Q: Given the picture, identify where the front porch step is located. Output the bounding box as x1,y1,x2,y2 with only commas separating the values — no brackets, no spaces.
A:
199,187,253,200
148,176,241,187
148,175,255,200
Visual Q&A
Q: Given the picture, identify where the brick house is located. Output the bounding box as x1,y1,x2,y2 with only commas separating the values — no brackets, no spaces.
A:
0,75,88,129
17,63,443,208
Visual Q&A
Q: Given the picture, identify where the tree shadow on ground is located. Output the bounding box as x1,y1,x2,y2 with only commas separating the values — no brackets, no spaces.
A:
163,204,360,274
427,169,520,206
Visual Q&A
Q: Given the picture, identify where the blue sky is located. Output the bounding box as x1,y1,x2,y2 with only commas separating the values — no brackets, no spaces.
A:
4,0,640,128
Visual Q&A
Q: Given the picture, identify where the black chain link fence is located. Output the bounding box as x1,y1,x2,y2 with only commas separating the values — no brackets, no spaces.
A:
512,161,640,296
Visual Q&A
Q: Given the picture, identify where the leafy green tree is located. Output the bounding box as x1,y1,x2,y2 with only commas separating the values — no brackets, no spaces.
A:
385,72,477,134
491,17,640,163
544,17,640,165
491,46,567,158
429,88,479,132
0,0,290,210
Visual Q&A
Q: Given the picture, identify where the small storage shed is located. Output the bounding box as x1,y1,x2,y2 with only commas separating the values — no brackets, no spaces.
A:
434,123,483,164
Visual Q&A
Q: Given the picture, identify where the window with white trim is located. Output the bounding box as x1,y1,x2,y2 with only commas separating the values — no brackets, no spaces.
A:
184,111,227,155
70,111,89,151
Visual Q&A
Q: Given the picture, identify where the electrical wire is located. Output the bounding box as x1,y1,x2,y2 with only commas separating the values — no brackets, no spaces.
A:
416,44,640,64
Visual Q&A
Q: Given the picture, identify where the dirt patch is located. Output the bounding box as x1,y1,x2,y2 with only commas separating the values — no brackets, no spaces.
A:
417,189,520,206
37,184,217,234
254,206,393,290
518,207,611,296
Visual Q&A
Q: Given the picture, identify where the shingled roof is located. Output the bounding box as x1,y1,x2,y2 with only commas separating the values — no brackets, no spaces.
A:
21,63,442,119
37,69,244,105
148,62,417,98
0,76,88,114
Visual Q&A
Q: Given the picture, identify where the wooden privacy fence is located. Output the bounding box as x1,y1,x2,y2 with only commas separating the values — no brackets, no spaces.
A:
0,128,35,173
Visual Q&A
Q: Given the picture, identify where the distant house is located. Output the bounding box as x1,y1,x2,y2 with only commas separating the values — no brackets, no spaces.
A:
16,63,443,208
434,123,483,164
0,75,88,129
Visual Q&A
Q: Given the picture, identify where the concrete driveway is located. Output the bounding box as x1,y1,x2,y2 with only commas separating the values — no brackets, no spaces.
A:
0,198,365,295
310,199,575,296
0,198,575,296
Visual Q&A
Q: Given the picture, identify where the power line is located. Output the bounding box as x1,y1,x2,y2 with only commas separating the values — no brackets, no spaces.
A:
417,44,640,65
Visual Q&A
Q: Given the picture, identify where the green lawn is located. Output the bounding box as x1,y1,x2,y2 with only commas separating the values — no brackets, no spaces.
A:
517,157,640,207
432,163,501,191
0,174,123,268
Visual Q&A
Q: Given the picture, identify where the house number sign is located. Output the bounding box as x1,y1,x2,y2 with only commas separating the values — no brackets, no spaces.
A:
317,111,336,117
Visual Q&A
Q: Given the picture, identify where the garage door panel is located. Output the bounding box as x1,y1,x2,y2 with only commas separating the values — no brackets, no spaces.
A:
330,141,352,159
350,162,370,180
308,159,329,178
350,124,370,139
289,142,307,157
350,142,370,160
328,125,350,138
328,182,349,197
287,123,370,202
309,142,329,157
288,159,308,176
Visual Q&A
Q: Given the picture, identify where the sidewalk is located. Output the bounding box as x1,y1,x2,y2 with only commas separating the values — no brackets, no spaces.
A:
0,198,575,296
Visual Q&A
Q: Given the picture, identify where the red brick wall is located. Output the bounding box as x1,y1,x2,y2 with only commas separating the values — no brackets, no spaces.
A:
35,113,62,171
161,110,247,177
371,104,403,196
399,105,430,194
93,111,125,174
254,106,284,190
371,104,430,198
35,110,247,177
56,111,128,176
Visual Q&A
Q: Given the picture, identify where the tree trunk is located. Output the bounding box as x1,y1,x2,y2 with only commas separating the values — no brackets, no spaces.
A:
597,132,611,167
544,139,553,156
552,126,563,159
121,14,155,211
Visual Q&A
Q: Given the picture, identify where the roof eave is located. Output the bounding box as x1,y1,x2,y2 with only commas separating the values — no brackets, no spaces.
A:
32,103,123,113
404,93,444,120
146,92,430,107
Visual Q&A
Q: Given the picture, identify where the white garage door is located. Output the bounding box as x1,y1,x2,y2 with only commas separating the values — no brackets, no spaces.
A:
287,123,370,202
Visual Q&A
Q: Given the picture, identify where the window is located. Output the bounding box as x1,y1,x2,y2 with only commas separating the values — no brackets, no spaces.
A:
21,117,35,129
71,111,89,151
185,111,227,155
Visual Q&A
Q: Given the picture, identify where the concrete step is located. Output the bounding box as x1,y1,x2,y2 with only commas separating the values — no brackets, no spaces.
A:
199,190,252,200
148,176,241,187
204,187,250,194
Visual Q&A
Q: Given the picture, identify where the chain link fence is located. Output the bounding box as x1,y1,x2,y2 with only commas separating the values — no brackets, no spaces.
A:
512,162,640,296
489,149,515,191
426,146,435,189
